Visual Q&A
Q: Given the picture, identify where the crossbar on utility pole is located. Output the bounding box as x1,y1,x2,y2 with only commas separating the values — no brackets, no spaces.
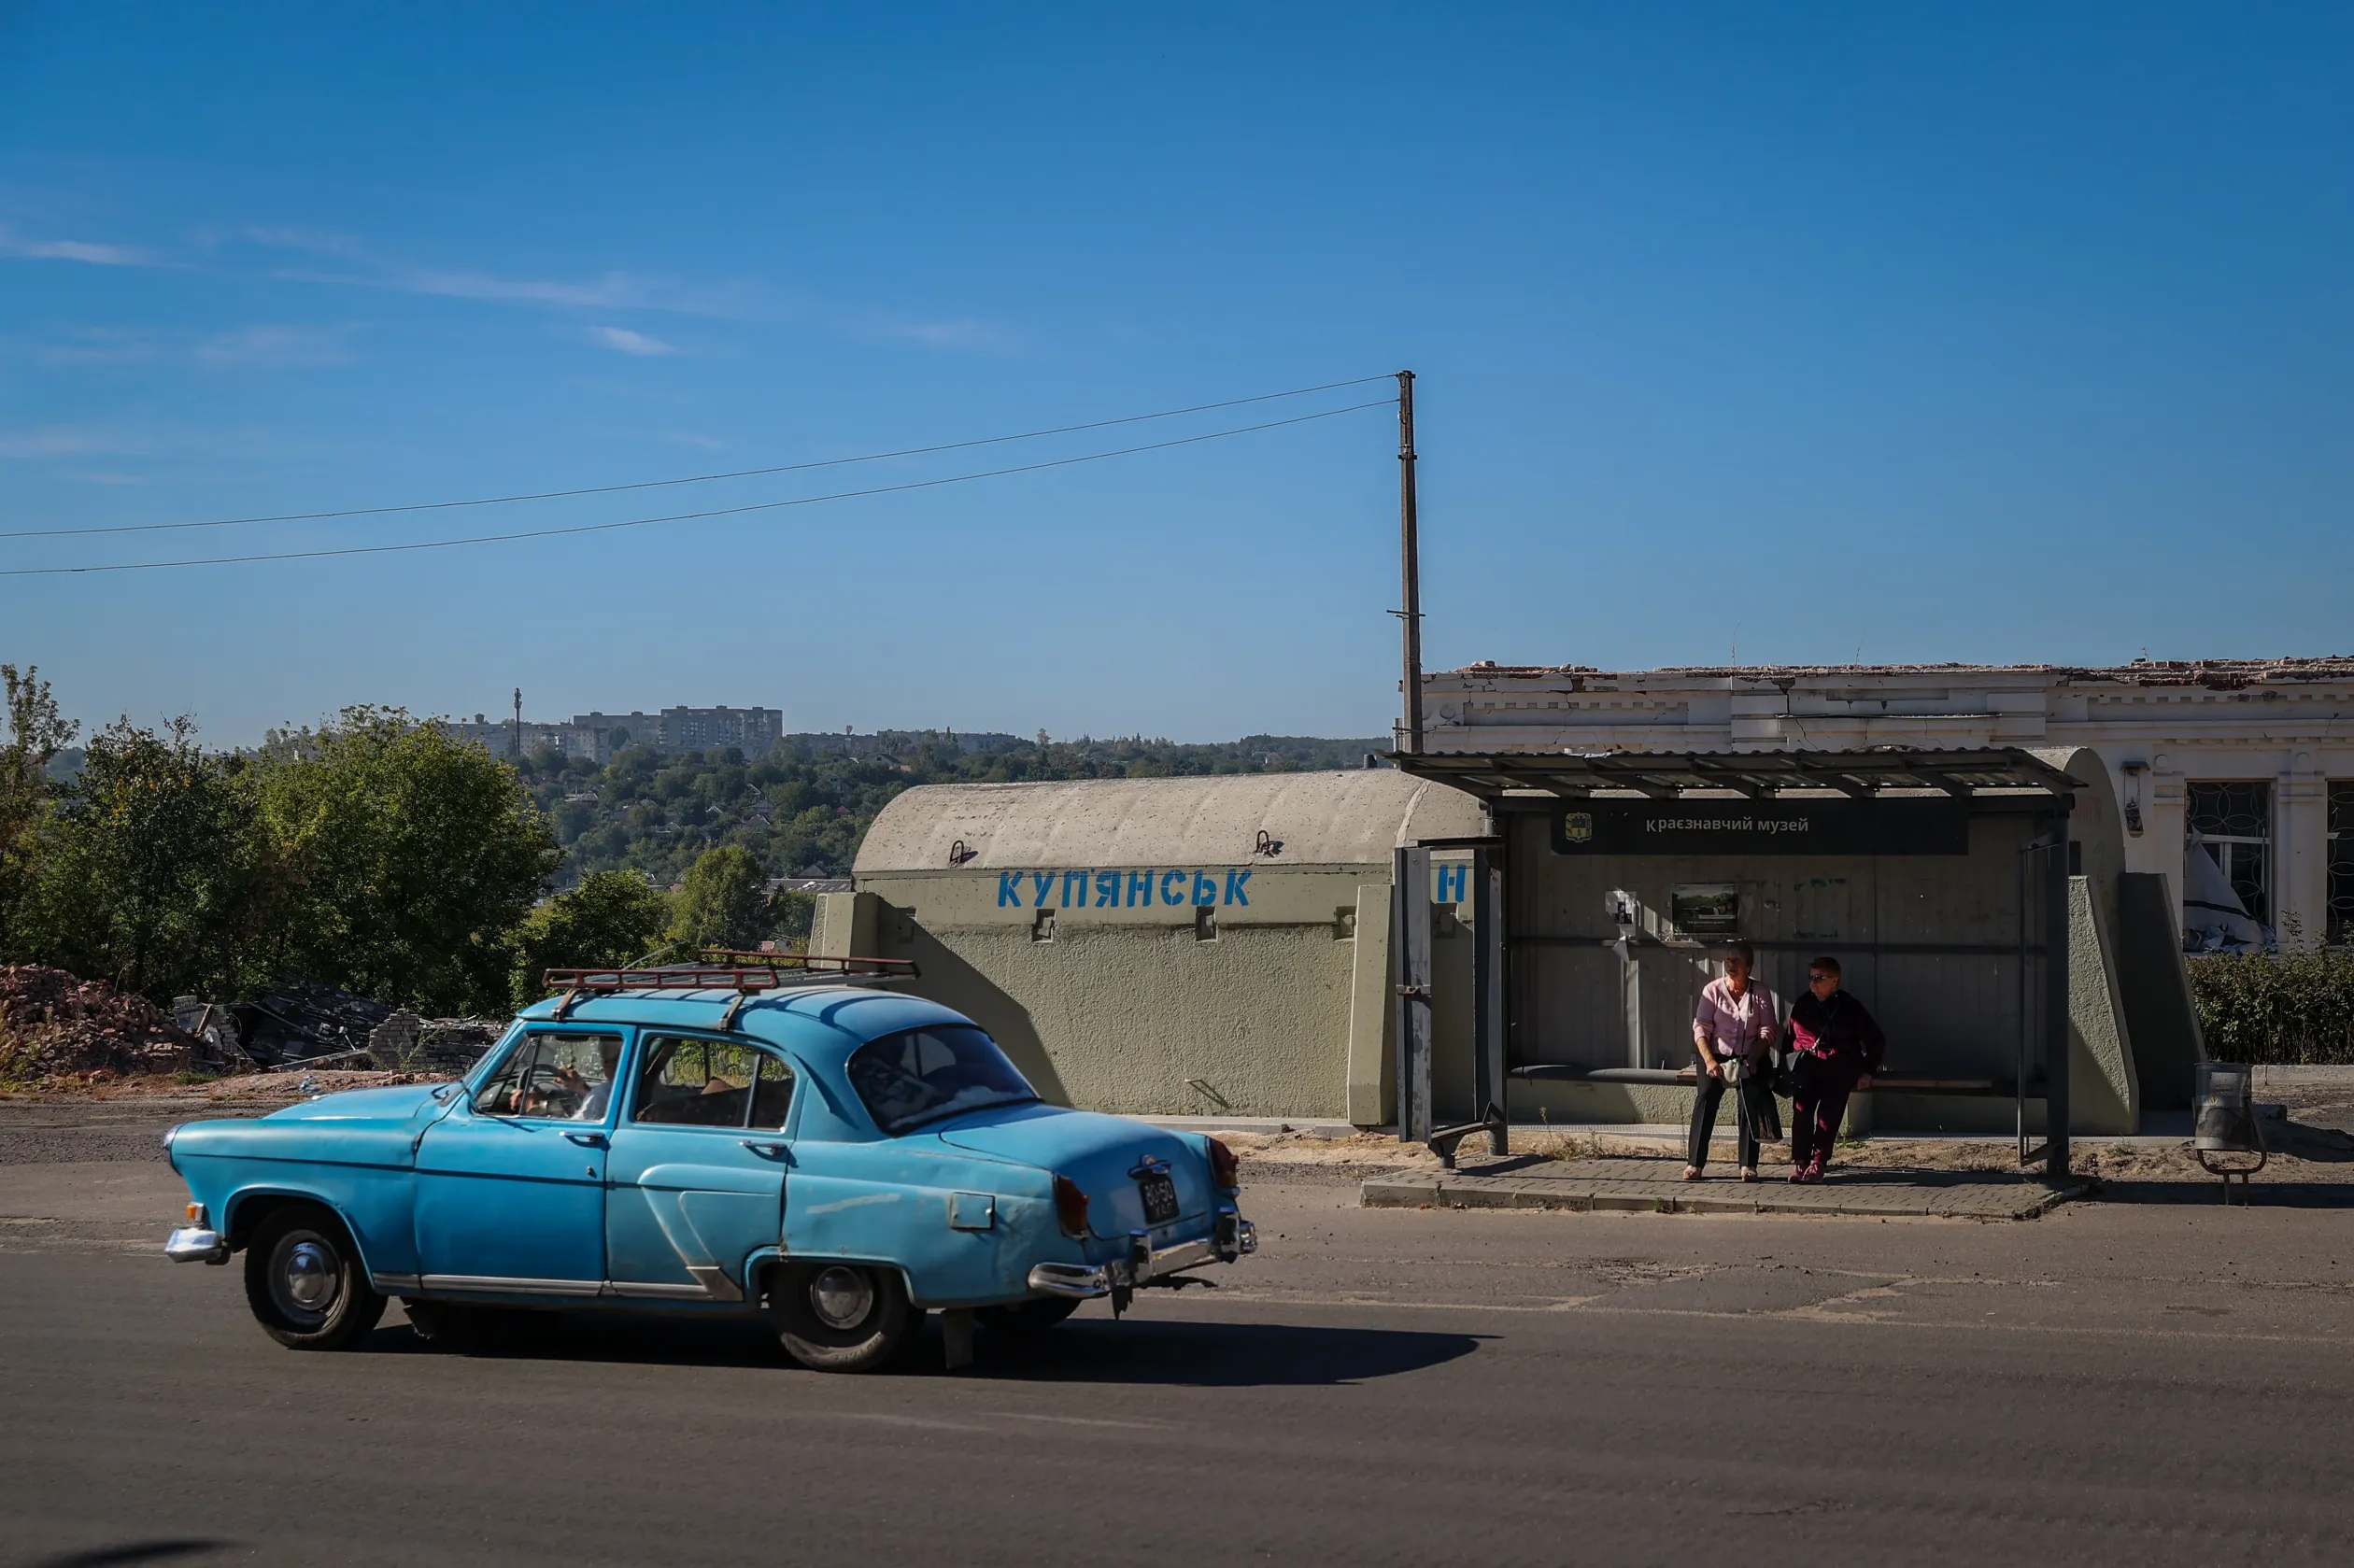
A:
1396,370,1423,755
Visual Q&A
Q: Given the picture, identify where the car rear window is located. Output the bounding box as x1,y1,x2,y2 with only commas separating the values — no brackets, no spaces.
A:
846,1024,1039,1136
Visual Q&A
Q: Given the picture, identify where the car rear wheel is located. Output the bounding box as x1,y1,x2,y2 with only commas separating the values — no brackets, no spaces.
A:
772,1262,912,1372
978,1296,1081,1336
243,1206,386,1350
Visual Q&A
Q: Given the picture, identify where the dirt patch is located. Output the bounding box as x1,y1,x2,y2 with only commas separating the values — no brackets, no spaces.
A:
0,966,201,1086
0,1067,454,1108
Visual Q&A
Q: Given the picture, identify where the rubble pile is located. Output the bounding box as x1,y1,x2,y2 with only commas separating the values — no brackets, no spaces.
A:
214,980,503,1070
399,1017,506,1072
0,965,200,1083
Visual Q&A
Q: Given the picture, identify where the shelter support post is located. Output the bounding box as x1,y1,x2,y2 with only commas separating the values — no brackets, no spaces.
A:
1393,845,1433,1145
2045,803,2072,1177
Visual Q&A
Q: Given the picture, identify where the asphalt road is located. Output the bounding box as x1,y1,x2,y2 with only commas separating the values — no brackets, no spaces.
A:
5,1107,2352,1568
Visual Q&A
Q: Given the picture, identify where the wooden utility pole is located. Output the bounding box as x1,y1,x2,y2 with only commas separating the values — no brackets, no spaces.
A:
1396,370,1424,754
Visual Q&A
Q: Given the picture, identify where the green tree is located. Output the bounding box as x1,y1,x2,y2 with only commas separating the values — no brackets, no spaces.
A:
256,707,560,1014
17,717,275,1000
669,844,773,954
506,870,673,1009
0,665,79,941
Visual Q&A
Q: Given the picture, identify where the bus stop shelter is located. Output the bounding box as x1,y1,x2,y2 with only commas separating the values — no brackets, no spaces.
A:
1384,746,2167,1180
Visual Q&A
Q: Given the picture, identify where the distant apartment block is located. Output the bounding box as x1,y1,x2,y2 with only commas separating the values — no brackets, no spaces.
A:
441,704,782,763
656,706,785,753
570,706,787,756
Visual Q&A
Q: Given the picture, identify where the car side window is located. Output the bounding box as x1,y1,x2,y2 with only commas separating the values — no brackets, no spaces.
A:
631,1036,794,1131
473,1031,625,1121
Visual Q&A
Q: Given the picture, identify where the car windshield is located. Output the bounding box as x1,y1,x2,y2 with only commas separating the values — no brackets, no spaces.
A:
846,1024,1040,1136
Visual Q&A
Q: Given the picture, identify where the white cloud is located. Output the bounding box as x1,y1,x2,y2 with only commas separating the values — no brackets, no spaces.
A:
7,221,1022,355
193,324,354,368
0,231,155,266
587,324,678,357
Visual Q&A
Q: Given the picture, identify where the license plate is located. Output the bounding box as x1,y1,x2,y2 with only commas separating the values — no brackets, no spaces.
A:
1136,1172,1179,1224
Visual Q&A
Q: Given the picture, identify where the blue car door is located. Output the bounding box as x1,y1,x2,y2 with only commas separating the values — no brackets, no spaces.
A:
412,1026,627,1293
604,1033,794,1303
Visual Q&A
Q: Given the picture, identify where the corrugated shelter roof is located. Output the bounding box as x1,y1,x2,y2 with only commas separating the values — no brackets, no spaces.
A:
855,770,1487,874
1389,745,2083,801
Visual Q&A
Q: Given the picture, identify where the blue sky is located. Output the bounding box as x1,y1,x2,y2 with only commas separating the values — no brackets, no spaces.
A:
3,4,2348,744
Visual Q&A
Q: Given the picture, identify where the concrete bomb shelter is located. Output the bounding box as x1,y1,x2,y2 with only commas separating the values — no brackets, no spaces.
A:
810,770,1485,1124
1392,744,2206,1174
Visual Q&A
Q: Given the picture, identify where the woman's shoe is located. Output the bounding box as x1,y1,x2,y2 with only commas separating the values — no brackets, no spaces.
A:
1739,1167,1759,1183
1787,1166,1807,1183
1681,1166,1703,1181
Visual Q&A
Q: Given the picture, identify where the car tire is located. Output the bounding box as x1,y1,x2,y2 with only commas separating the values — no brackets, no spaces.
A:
772,1262,913,1373
977,1296,1081,1336
243,1205,387,1351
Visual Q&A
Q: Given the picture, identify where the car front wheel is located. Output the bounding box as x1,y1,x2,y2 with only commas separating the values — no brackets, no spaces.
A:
243,1205,386,1350
772,1262,912,1372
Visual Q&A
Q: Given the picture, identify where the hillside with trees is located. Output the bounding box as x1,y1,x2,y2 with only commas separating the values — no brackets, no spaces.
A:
518,731,1391,888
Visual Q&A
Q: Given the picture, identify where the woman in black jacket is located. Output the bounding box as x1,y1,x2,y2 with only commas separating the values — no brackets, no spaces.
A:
1784,955,1884,1182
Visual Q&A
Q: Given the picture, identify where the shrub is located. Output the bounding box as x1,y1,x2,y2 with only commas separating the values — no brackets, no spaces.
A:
2188,949,2354,1065
506,870,673,1010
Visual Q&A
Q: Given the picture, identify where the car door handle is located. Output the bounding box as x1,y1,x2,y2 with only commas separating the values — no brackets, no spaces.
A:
564,1131,607,1148
741,1140,789,1159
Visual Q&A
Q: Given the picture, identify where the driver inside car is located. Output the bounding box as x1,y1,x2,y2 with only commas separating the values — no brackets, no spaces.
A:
552,1038,623,1119
506,1038,621,1119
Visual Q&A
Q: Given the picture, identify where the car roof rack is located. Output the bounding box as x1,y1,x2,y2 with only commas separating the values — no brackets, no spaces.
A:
544,952,919,1027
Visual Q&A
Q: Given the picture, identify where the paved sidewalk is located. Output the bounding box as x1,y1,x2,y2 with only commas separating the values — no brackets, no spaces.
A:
1363,1155,2086,1220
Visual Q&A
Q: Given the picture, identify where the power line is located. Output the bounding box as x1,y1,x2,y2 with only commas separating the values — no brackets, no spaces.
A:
0,372,1397,542
0,398,1392,579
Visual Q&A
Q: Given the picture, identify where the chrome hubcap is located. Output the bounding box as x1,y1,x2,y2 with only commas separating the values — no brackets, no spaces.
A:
809,1266,872,1330
276,1236,341,1320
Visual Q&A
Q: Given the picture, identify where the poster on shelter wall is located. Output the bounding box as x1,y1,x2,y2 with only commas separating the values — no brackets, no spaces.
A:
1551,798,1969,856
1670,883,1740,934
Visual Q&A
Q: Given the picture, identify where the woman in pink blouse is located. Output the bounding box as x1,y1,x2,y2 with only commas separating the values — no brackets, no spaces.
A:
1686,941,1780,1182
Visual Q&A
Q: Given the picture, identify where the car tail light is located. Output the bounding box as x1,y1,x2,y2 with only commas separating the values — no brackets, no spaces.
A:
1052,1174,1091,1237
1208,1137,1240,1192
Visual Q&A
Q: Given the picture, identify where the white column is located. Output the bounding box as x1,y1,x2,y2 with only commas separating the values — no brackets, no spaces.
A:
2279,754,2329,949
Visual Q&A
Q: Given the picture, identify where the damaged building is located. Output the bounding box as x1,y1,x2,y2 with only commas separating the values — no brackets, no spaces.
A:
1416,657,2354,953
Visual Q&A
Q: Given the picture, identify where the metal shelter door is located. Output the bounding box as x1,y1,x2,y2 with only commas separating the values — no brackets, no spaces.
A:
1394,845,1433,1143
1394,842,1509,1156
1472,847,1506,1152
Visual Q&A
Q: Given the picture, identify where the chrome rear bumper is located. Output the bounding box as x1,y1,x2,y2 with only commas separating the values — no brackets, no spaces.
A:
165,1226,228,1264
1027,1207,1256,1299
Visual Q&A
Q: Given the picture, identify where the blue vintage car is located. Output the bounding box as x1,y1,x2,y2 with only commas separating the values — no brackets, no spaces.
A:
162,970,1255,1370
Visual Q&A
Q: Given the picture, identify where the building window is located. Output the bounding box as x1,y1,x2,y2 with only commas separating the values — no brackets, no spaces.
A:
2186,781,2271,926
2330,783,2354,947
